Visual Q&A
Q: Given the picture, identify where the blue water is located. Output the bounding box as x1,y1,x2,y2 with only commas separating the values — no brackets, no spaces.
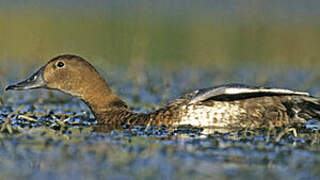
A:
0,65,320,179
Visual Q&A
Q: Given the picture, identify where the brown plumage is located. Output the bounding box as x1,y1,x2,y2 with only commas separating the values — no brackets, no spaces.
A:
5,55,320,129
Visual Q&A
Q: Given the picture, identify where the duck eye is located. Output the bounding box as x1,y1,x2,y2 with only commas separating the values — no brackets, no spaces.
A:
57,62,64,68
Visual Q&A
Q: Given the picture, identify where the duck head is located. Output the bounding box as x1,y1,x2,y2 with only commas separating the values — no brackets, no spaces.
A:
6,55,126,112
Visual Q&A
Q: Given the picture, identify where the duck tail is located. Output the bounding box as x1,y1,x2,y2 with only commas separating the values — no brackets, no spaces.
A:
291,96,320,122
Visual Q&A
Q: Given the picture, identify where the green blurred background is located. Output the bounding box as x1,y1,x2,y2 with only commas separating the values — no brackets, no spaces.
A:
1,2,320,179
0,0,319,68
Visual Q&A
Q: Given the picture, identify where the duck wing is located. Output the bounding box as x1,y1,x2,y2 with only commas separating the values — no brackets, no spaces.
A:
188,83,310,104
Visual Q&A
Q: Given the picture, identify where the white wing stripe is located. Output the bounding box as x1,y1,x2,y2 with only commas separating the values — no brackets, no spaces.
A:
189,87,309,104
224,88,309,96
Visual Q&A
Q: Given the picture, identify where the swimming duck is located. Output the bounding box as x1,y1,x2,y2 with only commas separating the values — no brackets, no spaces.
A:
5,55,320,129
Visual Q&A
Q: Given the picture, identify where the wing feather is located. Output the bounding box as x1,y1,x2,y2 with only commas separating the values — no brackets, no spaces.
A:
189,83,310,104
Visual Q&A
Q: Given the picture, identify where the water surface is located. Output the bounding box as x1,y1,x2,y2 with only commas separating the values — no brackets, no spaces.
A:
1,63,320,180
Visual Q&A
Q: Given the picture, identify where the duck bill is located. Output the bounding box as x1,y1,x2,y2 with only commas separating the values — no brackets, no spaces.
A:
5,66,47,91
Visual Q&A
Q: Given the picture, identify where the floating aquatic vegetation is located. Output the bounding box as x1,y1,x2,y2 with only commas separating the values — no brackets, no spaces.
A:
0,66,320,179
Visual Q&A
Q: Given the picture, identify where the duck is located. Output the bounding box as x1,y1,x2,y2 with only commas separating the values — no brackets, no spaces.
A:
5,54,320,129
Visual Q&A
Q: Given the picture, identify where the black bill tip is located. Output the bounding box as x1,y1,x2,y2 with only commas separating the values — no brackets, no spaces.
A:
5,84,17,91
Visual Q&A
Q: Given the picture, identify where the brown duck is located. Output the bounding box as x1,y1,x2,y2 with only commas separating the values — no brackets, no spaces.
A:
5,55,320,129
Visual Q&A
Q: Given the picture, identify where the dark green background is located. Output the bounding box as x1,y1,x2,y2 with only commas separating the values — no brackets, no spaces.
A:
0,0,319,68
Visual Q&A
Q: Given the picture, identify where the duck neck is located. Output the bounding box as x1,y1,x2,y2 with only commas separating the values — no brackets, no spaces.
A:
80,79,128,119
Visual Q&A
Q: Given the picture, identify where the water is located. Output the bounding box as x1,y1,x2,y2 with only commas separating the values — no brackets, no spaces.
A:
0,64,320,180
1,1,320,179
